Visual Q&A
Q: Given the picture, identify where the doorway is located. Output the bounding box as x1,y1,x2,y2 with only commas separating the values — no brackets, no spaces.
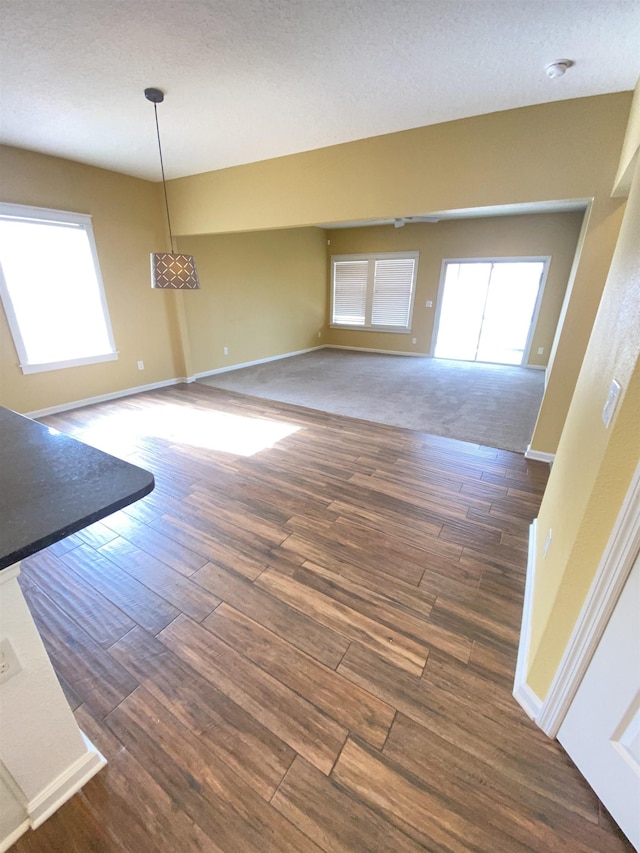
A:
433,259,548,366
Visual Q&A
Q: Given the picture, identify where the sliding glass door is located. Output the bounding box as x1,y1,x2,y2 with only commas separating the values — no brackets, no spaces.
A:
433,260,546,366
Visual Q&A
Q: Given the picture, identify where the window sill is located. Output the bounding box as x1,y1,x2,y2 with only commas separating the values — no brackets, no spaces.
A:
329,324,411,334
20,352,119,375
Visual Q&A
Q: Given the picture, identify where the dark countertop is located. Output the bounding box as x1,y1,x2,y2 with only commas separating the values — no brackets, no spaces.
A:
0,407,154,570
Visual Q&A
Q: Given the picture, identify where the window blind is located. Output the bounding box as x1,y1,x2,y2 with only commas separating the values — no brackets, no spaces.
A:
372,258,415,327
332,260,368,325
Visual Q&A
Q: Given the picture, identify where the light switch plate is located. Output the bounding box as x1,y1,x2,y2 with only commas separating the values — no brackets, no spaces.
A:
543,529,552,558
602,379,622,428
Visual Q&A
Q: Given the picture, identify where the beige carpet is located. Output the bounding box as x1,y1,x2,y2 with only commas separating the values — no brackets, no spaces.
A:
197,350,545,453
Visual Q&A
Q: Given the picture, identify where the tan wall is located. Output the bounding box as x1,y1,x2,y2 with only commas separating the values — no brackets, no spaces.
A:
529,196,626,453
177,228,327,375
325,212,584,365
0,146,184,414
167,95,629,235
614,77,640,195
528,156,640,698
167,93,631,456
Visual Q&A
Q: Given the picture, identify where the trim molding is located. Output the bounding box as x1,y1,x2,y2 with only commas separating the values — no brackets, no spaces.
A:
537,461,640,737
326,345,426,357
0,734,106,849
524,444,555,465
23,344,541,419
513,519,544,719
0,760,28,853
26,377,187,419
0,821,29,853
192,345,325,380
28,734,106,829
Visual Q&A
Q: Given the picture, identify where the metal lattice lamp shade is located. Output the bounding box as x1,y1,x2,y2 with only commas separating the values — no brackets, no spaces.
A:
151,252,200,290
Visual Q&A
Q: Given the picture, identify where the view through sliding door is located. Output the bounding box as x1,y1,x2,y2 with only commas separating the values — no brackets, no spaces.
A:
433,260,546,366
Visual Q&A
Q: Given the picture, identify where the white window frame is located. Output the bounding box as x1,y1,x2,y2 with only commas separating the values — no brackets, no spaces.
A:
330,251,419,333
0,203,118,374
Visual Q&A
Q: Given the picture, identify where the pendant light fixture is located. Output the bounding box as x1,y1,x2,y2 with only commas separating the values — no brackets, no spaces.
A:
145,87,200,290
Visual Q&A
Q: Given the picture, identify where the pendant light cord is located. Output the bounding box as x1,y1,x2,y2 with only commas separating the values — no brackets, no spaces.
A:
152,102,175,254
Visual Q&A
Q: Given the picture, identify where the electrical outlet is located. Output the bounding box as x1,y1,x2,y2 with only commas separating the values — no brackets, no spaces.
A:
0,638,22,685
137,360,144,370
412,337,417,344
537,347,544,355
223,346,229,356
426,300,433,308
318,331,322,338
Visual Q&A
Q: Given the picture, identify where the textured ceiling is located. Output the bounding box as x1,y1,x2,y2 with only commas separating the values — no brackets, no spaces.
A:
0,0,639,181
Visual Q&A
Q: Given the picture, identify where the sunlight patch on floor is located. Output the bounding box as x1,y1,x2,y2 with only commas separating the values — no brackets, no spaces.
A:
73,404,301,457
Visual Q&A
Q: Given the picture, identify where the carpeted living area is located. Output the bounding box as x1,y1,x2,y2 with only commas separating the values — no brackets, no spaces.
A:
197,349,545,453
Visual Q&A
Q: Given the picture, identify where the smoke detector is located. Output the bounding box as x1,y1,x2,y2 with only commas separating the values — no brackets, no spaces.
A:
545,59,574,79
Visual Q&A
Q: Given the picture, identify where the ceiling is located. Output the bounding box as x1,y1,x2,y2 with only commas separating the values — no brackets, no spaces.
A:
1,1,639,182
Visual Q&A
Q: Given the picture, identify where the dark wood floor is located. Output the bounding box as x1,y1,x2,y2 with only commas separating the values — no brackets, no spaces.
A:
13,384,631,852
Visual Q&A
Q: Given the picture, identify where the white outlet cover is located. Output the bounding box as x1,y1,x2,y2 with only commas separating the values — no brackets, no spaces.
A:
0,637,22,685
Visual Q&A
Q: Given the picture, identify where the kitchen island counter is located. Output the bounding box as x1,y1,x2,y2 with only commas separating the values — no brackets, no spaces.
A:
0,406,154,570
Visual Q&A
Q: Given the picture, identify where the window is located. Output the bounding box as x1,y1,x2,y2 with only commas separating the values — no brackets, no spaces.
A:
331,252,418,332
0,203,117,374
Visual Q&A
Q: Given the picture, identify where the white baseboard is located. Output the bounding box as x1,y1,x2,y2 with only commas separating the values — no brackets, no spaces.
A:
24,344,535,418
192,345,325,379
28,734,106,829
513,519,544,720
0,820,30,853
524,444,555,465
325,344,427,357
24,345,325,416
0,760,28,853
195,346,428,381
1,733,106,849
26,377,188,419
513,679,543,721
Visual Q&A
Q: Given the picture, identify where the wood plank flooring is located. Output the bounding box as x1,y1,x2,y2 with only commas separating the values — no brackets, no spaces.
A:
12,384,632,852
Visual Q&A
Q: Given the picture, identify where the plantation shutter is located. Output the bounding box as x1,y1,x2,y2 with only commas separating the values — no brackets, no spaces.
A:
371,258,415,328
332,260,368,325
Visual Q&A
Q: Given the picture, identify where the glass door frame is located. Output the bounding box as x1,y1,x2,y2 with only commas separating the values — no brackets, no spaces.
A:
429,256,551,366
